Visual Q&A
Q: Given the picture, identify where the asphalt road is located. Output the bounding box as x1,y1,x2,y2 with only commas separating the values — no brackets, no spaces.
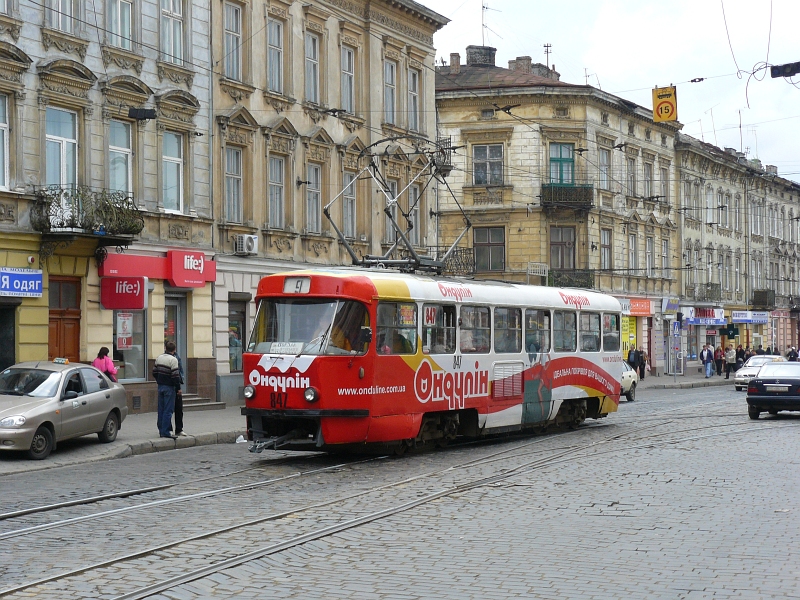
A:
1,385,798,599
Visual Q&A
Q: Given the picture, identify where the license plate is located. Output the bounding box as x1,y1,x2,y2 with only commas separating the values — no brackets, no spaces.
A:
765,385,789,392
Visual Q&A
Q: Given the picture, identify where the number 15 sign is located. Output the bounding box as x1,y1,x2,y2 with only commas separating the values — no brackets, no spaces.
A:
652,86,678,122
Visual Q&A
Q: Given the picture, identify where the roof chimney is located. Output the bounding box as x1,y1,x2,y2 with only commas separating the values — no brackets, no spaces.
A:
466,45,496,67
766,164,778,175
449,52,460,74
508,56,532,73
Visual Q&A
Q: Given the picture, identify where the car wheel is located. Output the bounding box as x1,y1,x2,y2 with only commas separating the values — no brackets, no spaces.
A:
735,386,742,391
27,426,54,460
748,406,760,420
625,382,636,402
98,411,119,443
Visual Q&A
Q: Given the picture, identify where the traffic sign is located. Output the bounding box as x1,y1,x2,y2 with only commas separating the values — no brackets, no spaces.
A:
652,86,678,122
673,320,680,334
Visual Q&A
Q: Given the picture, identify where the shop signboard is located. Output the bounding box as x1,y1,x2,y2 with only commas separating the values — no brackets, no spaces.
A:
0,268,43,297
100,277,148,310
98,251,216,288
629,298,652,316
683,307,725,326
731,310,769,324
662,297,681,314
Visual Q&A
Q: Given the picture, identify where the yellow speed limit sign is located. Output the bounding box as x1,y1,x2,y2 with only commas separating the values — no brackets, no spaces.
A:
652,86,678,122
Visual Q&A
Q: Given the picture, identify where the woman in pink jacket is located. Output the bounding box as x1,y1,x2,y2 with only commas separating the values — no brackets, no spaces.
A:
92,347,118,382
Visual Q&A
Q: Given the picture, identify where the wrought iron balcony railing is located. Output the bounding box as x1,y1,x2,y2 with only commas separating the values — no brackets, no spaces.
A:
696,283,722,303
541,181,594,210
31,186,145,236
424,246,475,276
751,289,776,310
549,269,595,289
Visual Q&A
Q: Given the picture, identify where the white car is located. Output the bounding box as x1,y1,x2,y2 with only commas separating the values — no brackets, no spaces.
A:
734,355,785,391
621,361,639,401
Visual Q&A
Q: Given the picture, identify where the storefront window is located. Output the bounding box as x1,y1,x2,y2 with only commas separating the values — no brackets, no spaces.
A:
113,310,146,380
687,325,697,361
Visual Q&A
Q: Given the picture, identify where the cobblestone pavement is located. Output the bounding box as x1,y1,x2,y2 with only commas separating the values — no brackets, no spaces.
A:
1,386,799,599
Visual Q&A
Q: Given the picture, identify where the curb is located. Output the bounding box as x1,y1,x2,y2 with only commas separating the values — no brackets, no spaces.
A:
641,379,734,390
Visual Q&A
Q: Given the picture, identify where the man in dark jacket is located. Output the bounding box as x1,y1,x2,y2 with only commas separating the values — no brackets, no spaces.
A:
627,347,639,371
153,341,182,438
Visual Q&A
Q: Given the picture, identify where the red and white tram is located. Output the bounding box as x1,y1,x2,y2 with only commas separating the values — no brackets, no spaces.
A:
242,269,623,453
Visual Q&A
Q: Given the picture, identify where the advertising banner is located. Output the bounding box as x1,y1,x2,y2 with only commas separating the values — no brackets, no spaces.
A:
117,312,133,350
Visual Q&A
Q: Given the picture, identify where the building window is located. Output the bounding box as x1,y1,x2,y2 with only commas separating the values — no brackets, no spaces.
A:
661,238,669,278
550,226,575,270
384,179,398,243
627,157,636,196
109,0,132,49
706,187,714,223
161,131,183,212
0,95,8,190
474,226,504,272
267,18,283,94
343,171,356,239
224,3,241,81
268,156,284,229
46,0,73,32
473,144,503,186
305,32,319,103
228,301,245,373
660,167,668,202
160,0,183,64
725,256,731,291
600,228,611,270
225,146,242,223
45,107,77,188
409,184,420,246
109,119,132,194
113,310,146,380
628,233,638,272
646,236,654,277
341,46,354,114
735,257,740,292
549,143,574,184
306,163,321,233
643,162,653,197
599,148,610,190
734,195,741,231
408,68,420,131
383,60,396,124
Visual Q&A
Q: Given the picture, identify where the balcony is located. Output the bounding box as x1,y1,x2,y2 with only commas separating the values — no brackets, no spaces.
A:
424,246,475,276
540,181,594,211
31,186,145,237
696,283,722,303
752,289,776,310
549,269,595,289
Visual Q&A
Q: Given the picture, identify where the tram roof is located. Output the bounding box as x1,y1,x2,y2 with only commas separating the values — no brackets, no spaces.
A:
261,268,622,312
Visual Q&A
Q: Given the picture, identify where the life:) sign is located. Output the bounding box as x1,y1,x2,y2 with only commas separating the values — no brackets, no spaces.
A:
100,277,148,310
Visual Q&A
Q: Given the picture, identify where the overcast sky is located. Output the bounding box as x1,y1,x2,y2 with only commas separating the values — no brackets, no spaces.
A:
431,0,800,182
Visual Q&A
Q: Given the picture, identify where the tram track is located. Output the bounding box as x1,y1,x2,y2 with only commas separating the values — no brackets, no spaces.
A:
3,413,792,599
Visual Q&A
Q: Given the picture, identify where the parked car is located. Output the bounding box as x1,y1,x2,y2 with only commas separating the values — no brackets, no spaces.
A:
733,355,785,391
746,361,800,419
621,361,639,402
0,360,128,459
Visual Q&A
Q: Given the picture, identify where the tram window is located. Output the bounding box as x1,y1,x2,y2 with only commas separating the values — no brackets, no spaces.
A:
525,309,550,354
377,302,417,355
579,313,601,352
553,310,577,352
422,304,456,354
460,306,490,353
494,307,521,353
603,314,620,351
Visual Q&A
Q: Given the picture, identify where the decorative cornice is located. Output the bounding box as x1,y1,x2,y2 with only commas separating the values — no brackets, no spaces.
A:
101,46,144,75
220,77,255,101
40,28,89,60
156,61,194,89
0,14,22,42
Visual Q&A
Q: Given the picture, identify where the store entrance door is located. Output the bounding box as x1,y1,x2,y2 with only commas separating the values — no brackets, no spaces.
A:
48,277,81,362
164,296,187,386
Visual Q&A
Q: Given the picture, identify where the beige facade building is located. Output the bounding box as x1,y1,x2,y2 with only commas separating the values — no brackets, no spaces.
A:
435,45,681,375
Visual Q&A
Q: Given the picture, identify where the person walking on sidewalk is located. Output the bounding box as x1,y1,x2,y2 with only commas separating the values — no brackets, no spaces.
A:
700,344,714,378
153,341,182,438
714,345,724,376
724,344,736,379
627,346,639,371
638,347,647,380
788,346,798,362
173,349,187,437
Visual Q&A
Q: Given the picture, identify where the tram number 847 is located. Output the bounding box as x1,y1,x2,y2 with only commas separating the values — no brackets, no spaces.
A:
270,392,288,408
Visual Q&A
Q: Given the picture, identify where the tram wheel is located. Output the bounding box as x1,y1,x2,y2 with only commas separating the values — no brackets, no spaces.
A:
391,441,408,457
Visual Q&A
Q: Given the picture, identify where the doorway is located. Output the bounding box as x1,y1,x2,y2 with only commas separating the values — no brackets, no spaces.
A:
164,296,187,384
0,305,15,370
49,277,81,362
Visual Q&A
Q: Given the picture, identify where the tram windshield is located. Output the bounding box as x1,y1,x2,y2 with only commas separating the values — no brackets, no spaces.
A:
248,298,370,356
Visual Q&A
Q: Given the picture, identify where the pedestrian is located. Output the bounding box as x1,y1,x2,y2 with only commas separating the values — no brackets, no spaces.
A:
714,345,723,376
92,346,118,382
700,344,714,378
744,347,753,361
627,346,639,371
638,347,647,380
756,345,765,355
153,341,182,438
173,348,187,436
766,346,773,355
788,346,799,362
724,344,736,379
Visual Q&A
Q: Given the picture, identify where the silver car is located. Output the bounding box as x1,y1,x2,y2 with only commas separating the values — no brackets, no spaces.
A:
734,355,784,391
0,360,128,459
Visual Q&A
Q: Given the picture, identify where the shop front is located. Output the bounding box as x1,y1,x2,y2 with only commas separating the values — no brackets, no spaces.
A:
662,297,682,375
731,310,770,353
681,306,725,368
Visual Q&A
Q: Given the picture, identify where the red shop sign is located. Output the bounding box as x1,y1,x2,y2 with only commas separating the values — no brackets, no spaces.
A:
100,277,148,310
98,250,216,288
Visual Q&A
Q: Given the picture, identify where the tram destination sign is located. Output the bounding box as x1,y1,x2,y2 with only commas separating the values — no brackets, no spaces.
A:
0,267,43,297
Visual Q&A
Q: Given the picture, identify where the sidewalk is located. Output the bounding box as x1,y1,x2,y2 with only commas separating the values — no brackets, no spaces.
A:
0,405,248,476
636,364,735,391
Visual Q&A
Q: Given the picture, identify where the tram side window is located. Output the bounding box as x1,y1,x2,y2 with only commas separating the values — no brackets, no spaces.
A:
603,314,620,351
422,304,456,354
460,306,490,353
579,313,601,352
525,309,550,354
494,307,521,353
377,302,417,355
553,310,577,352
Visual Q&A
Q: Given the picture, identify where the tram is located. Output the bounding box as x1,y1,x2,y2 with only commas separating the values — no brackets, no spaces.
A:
241,269,623,453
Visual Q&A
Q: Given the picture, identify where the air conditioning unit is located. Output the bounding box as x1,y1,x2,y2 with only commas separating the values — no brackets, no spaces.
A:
234,234,259,256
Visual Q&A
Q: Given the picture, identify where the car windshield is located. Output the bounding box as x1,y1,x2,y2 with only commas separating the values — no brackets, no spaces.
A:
0,368,61,397
248,298,370,356
745,356,774,367
756,363,800,377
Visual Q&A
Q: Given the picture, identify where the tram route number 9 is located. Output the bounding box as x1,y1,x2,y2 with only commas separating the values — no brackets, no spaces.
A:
270,392,288,408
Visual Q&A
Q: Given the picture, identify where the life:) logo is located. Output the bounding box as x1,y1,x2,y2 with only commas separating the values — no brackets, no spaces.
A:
414,359,488,409
559,291,589,310
437,283,473,302
184,253,204,274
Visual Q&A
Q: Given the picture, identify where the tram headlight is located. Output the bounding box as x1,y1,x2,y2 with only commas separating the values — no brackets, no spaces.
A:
243,385,255,400
303,387,319,403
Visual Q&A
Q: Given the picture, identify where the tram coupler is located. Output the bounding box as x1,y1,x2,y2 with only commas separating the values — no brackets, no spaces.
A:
248,429,303,453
